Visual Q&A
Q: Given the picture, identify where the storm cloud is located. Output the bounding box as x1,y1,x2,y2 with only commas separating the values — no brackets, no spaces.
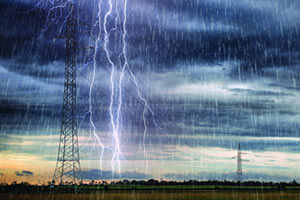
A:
15,170,34,177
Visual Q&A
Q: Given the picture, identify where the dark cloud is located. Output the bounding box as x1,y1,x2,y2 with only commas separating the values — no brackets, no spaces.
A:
125,0,300,78
80,169,152,180
228,88,294,97
163,172,293,182
1,0,299,75
15,170,34,177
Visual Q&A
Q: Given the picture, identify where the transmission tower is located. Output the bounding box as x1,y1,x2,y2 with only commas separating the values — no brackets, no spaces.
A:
53,3,82,185
237,143,242,183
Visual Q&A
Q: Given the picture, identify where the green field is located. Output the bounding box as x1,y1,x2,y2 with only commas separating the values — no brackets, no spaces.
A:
2,191,300,200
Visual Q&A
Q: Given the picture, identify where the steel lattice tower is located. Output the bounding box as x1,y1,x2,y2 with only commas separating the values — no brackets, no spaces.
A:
53,3,82,185
237,143,242,183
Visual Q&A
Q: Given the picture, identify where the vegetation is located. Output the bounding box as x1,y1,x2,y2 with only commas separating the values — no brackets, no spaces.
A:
0,179,300,193
1,180,300,200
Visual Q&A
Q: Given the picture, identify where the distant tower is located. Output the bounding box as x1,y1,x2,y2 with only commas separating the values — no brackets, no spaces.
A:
237,143,242,182
53,3,82,184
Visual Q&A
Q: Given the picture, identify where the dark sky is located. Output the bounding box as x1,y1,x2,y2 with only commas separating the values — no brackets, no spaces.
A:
1,0,300,183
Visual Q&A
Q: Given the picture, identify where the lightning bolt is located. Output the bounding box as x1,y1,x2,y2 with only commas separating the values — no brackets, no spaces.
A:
27,0,73,45
31,0,162,177
120,0,164,174
103,0,121,174
89,0,105,170
100,0,160,174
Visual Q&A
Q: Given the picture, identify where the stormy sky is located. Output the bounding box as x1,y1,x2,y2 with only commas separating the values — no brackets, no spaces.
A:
1,0,300,183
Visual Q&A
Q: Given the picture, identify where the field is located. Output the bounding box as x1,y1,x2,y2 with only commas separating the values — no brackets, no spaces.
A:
2,191,300,200
2,183,300,200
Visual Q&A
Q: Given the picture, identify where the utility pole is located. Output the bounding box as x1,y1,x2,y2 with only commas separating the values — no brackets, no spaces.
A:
53,2,82,185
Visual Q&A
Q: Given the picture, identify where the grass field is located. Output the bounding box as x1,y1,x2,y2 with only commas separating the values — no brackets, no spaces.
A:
2,191,300,200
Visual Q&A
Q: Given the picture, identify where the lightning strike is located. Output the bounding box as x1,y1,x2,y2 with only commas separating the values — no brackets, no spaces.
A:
30,0,160,177
89,0,105,170
103,0,121,173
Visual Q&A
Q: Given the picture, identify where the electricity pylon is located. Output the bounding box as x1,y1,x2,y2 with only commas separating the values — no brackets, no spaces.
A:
53,3,82,185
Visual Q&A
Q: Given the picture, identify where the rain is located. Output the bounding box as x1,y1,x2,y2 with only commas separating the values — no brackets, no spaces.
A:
0,0,300,198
